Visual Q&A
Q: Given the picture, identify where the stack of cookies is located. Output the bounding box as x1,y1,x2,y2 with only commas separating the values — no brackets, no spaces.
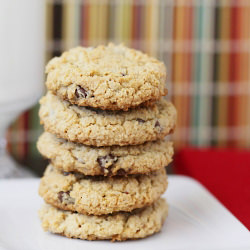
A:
37,44,177,241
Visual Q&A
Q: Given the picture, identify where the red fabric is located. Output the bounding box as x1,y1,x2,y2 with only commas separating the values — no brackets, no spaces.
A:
174,148,250,230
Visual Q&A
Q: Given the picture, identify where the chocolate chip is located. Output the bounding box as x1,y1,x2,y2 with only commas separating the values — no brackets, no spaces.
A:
58,191,64,202
75,85,88,98
116,169,127,176
136,118,145,123
155,121,160,127
97,154,118,174
121,73,126,76
155,120,163,132
97,154,118,168
57,191,75,204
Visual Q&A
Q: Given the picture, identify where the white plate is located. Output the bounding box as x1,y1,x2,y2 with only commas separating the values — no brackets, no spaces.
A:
0,176,249,250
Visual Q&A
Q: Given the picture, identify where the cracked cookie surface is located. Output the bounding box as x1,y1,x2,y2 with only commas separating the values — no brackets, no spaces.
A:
45,44,167,111
39,165,167,215
39,198,168,241
39,92,177,146
37,132,174,176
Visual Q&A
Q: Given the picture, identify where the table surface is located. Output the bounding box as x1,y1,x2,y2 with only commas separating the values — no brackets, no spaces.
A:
0,176,249,250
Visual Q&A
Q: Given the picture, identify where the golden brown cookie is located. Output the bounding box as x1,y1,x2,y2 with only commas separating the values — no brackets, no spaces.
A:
39,92,177,146
39,198,168,241
37,132,174,176
39,165,168,215
45,44,167,111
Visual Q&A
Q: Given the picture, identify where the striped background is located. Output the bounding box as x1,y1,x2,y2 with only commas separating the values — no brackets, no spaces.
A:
7,0,250,172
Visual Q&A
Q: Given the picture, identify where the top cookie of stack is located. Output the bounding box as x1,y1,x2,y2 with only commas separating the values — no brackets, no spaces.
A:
45,43,167,111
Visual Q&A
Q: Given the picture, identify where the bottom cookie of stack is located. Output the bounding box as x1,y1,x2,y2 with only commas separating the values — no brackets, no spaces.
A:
39,198,168,241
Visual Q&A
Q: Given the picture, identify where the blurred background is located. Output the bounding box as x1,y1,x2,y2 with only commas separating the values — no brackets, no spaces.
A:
5,0,250,176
